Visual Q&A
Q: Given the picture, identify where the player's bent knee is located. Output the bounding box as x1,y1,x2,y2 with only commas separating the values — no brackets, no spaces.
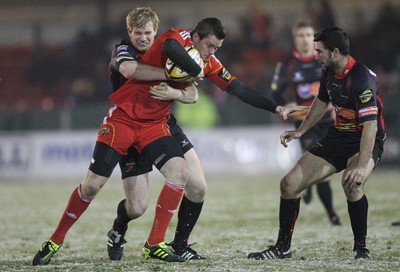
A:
280,175,298,196
81,171,108,197
185,180,207,202
125,199,148,219
343,185,364,201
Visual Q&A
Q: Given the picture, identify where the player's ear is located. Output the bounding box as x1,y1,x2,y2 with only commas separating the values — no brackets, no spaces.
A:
192,32,200,42
332,48,340,58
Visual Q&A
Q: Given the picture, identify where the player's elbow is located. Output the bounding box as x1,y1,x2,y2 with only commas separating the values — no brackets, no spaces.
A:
119,62,137,79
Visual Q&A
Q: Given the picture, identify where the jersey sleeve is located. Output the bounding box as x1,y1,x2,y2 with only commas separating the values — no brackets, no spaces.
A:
271,61,288,105
110,43,136,72
351,67,379,123
205,56,236,90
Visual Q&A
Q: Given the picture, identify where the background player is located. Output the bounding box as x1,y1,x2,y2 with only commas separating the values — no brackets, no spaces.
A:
271,21,341,225
248,27,385,260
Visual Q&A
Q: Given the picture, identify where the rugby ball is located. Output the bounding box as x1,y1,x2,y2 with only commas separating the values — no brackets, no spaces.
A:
165,47,203,80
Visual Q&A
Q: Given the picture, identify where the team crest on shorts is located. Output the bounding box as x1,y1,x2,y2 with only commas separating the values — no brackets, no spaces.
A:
99,127,110,136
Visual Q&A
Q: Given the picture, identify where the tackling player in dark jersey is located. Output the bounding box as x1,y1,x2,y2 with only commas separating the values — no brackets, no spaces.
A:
248,27,385,260
272,22,341,226
33,7,200,265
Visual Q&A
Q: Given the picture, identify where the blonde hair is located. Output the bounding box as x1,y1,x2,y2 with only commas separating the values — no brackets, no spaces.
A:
126,7,160,33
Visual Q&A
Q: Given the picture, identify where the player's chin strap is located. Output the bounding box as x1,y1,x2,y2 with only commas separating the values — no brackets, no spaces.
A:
163,39,202,76
225,79,277,113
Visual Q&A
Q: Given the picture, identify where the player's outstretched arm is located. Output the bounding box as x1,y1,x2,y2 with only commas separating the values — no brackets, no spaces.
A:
120,61,166,81
280,130,303,148
149,82,198,104
296,97,329,132
110,54,166,81
275,105,309,120
225,79,278,113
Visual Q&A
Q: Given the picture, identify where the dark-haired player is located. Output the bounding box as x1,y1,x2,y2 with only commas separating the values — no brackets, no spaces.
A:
248,27,385,260
271,21,340,226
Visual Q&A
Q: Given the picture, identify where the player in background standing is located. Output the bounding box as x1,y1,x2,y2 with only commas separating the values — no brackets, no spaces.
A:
106,7,206,261
33,7,200,265
248,27,385,260
271,22,341,225
110,17,307,261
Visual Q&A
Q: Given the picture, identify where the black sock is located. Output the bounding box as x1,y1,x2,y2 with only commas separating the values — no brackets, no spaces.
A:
347,195,368,249
316,181,335,216
112,199,132,236
173,195,203,248
276,197,300,251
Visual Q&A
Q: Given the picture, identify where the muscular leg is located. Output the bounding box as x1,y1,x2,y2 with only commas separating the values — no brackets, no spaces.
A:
147,156,189,245
51,170,108,245
342,153,375,251
173,148,207,249
112,174,149,235
277,152,336,250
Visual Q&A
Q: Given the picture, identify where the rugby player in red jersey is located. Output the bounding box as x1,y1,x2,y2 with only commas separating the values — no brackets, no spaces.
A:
105,8,205,262
271,22,341,226
248,27,385,260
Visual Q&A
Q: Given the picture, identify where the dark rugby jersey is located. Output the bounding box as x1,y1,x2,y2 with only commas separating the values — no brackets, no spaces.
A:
318,56,385,140
109,38,143,92
272,50,330,122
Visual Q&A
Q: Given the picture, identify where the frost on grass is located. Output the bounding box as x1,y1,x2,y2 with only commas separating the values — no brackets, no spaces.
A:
1,170,399,271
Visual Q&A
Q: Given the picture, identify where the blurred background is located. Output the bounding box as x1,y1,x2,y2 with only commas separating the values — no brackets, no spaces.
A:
0,0,399,178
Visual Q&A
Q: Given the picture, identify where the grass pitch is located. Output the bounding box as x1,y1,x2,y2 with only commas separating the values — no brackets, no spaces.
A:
0,169,399,271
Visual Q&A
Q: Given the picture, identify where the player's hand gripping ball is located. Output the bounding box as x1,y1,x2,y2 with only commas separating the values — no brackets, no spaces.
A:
165,47,203,81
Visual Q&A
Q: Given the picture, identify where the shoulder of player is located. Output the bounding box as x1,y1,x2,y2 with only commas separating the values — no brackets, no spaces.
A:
348,62,378,92
113,38,141,60
204,55,224,74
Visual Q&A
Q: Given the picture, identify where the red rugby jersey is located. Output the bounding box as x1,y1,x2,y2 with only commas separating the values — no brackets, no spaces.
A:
108,28,236,123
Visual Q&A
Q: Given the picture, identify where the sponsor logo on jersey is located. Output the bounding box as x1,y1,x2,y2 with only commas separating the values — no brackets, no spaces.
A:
292,72,304,82
359,106,378,117
359,89,373,103
338,107,356,119
297,82,319,99
116,51,130,57
181,139,189,148
117,45,128,51
218,67,232,82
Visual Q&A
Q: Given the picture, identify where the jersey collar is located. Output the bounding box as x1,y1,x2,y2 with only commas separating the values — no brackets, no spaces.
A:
334,56,356,79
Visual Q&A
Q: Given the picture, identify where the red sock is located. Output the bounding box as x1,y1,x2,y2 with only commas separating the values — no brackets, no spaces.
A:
147,182,184,245
50,185,92,245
